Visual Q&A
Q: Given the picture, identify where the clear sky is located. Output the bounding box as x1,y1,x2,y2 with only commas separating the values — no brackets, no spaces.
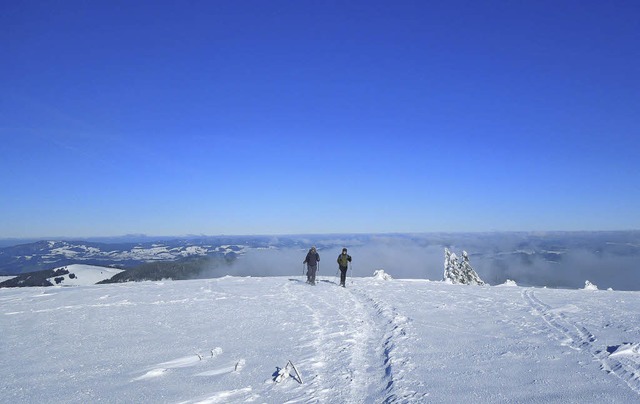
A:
1,0,638,238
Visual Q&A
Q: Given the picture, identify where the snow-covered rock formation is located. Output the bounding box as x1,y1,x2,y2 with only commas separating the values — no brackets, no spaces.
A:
373,269,393,281
584,280,599,290
498,279,518,287
443,248,485,285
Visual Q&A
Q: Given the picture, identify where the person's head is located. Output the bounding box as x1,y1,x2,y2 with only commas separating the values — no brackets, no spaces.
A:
311,246,316,252
342,248,347,254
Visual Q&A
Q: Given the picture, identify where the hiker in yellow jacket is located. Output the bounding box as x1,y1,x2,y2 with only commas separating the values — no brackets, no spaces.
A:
337,248,352,287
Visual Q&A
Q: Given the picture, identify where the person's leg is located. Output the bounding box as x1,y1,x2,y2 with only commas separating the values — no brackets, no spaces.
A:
310,266,317,284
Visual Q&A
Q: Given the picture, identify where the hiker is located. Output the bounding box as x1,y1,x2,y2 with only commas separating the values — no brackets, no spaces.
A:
303,246,320,285
337,248,352,287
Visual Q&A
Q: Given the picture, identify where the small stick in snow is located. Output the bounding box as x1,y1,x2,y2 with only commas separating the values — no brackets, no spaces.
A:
196,353,203,361
287,360,303,384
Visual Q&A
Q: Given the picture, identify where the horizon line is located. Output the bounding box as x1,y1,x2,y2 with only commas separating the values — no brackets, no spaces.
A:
1,229,639,241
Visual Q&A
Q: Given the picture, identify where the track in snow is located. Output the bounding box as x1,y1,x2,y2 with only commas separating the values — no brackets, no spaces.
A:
349,287,425,403
283,278,380,402
281,277,422,403
523,289,640,396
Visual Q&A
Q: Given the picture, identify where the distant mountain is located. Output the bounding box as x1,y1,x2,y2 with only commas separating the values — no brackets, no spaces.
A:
0,266,73,288
98,256,231,284
1,232,639,289
0,239,251,276
0,234,361,276
0,256,235,288
0,264,124,287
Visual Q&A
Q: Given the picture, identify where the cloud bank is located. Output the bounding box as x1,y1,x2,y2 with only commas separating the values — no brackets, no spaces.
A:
200,232,640,291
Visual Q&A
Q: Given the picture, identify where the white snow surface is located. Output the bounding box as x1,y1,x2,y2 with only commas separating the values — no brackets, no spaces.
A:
47,264,124,286
2,276,640,403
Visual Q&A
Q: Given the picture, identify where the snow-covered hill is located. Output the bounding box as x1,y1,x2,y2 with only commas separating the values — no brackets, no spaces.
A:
47,264,124,286
0,239,248,275
2,275,639,403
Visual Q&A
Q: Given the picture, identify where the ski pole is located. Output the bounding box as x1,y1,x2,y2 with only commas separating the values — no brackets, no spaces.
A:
350,262,354,285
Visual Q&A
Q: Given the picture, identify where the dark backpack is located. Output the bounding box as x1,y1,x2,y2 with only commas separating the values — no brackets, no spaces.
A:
305,250,319,265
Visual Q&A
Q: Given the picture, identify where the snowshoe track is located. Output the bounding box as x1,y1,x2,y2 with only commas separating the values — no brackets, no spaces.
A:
282,279,424,402
293,281,378,403
523,289,596,351
523,289,640,396
350,288,424,403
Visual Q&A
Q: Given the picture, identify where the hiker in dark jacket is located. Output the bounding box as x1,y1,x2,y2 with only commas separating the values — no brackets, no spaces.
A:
337,248,352,287
303,246,320,285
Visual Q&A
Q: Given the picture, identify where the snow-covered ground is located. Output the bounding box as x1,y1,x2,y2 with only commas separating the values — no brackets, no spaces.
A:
2,275,640,403
47,264,124,286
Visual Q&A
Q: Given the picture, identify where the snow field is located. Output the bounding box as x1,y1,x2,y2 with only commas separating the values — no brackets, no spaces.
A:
1,276,640,403
47,264,124,286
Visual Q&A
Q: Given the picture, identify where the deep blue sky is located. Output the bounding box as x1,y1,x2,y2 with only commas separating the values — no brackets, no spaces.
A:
1,1,638,237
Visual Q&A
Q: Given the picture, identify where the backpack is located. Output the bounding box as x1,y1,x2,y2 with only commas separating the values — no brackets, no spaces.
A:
338,254,350,267
305,250,318,265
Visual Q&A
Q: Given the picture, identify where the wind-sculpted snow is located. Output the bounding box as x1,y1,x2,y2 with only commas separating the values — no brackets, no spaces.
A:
2,277,640,402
